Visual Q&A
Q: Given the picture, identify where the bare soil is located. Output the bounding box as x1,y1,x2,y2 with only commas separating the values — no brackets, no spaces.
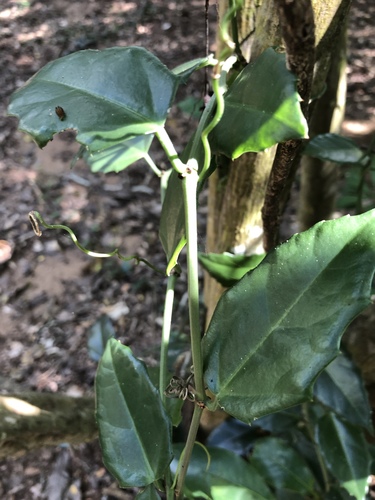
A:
0,0,374,499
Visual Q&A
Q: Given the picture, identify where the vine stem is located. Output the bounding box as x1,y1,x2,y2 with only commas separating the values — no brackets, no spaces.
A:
175,405,204,499
28,211,163,274
160,274,177,405
182,160,205,401
156,127,186,174
171,161,205,498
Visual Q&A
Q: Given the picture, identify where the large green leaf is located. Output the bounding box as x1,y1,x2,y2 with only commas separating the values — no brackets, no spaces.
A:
314,353,373,432
202,210,375,423
251,437,316,495
171,444,273,499
315,413,371,499
95,339,173,487
8,47,180,151
209,48,308,159
303,134,364,164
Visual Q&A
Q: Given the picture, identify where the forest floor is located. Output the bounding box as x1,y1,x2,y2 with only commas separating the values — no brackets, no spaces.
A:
0,0,374,499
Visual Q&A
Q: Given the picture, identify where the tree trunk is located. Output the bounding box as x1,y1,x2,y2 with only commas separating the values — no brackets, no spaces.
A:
298,18,348,229
205,0,351,322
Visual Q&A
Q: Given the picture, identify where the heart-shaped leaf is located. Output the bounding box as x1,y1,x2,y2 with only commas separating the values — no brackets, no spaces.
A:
8,47,180,152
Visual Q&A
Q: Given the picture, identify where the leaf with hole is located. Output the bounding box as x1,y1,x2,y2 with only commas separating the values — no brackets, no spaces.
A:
8,47,180,153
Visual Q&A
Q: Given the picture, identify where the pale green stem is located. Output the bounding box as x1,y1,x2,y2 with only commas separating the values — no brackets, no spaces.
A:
182,162,204,401
199,75,225,181
144,152,162,177
175,405,204,500
155,127,186,174
197,56,237,183
160,274,177,405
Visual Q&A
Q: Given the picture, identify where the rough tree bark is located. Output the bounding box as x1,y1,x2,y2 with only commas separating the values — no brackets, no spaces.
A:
205,0,351,321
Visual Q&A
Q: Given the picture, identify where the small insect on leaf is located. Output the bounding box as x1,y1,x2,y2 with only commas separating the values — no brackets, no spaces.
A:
28,211,42,237
55,106,66,121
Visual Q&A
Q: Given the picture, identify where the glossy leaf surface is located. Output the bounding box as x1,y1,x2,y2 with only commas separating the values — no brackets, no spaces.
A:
199,252,265,287
314,353,372,432
203,210,375,423
96,339,172,487
209,48,308,158
171,444,273,499
251,437,316,495
8,47,179,151
303,134,364,164
316,413,370,499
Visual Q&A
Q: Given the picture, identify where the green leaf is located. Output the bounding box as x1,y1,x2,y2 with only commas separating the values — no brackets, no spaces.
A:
159,169,186,272
303,134,364,164
314,353,373,432
199,252,265,287
85,135,154,173
251,437,316,495
322,486,354,500
136,485,162,500
95,339,173,487
159,127,206,273
203,210,375,423
87,314,116,361
146,366,184,428
171,444,273,499
316,413,371,499
8,47,179,151
206,418,258,455
209,48,308,159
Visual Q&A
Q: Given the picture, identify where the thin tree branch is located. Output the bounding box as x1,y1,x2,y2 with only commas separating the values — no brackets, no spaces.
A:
262,0,315,251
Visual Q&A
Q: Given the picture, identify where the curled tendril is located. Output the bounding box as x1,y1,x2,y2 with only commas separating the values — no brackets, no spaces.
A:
164,373,196,402
28,210,164,275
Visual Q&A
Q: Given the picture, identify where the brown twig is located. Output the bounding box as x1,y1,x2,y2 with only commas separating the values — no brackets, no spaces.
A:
262,0,315,251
